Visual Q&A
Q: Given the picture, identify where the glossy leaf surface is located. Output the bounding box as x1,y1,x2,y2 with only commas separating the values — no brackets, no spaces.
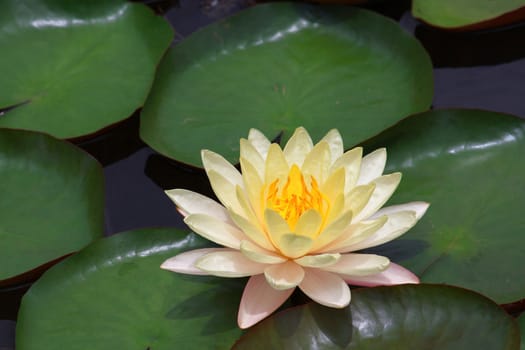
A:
16,228,243,349
234,284,519,349
412,0,525,29
141,2,433,167
0,129,104,284
0,0,172,138
362,109,525,303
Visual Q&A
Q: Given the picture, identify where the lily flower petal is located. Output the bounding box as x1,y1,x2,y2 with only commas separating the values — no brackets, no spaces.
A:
265,143,289,184
294,253,341,268
353,172,402,222
372,201,430,220
323,216,388,253
356,148,387,185
320,129,344,163
196,251,266,277
202,149,243,187
322,253,390,277
294,209,323,238
165,188,231,223
240,138,265,179
247,128,271,159
299,268,351,308
301,141,331,183
184,214,245,249
283,127,314,166
343,262,420,287
238,275,294,329
264,261,305,290
228,210,275,251
160,248,230,275
240,240,287,264
331,147,363,192
278,234,314,259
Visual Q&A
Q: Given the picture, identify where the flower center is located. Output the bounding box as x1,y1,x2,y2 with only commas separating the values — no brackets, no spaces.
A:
266,164,328,230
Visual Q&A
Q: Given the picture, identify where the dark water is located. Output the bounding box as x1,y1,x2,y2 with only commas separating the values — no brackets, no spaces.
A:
2,0,525,348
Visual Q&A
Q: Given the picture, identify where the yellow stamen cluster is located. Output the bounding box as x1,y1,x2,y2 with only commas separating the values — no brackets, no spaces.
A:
266,165,329,230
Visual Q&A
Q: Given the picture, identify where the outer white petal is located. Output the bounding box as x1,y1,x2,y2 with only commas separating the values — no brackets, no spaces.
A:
321,253,390,277
240,138,265,179
165,189,232,223
342,262,419,286
264,261,305,290
238,275,294,329
357,148,387,185
207,170,243,215
240,240,286,264
160,248,230,275
184,214,245,249
320,129,344,164
371,201,430,220
248,128,271,159
344,211,417,251
201,149,243,187
196,251,266,277
299,268,351,308
283,127,313,166
353,173,402,222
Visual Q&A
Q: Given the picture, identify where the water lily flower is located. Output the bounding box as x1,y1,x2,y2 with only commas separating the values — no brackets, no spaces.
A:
161,127,428,329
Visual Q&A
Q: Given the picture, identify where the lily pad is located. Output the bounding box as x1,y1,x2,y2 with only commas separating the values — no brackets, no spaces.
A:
412,0,525,29
0,129,104,285
16,228,244,349
141,2,433,167
234,284,520,349
0,0,172,138
519,314,525,349
361,109,525,304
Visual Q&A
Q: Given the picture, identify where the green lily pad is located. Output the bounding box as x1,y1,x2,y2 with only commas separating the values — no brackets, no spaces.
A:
16,228,244,349
519,314,525,349
0,129,104,285
234,284,520,349
361,109,525,304
0,0,172,139
412,0,525,29
141,2,433,167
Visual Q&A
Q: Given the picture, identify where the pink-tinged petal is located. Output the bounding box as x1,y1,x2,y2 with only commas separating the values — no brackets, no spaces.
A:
299,268,351,308
301,141,331,183
353,173,402,222
322,253,390,277
283,127,313,167
240,138,265,179
356,148,386,185
320,129,344,164
248,128,271,159
371,201,430,220
160,248,230,275
164,189,231,223
238,275,294,329
331,147,363,192
184,214,245,249
240,240,286,264
264,261,305,290
344,211,417,251
201,149,243,187
228,210,275,251
342,262,419,287
294,253,340,268
196,251,266,277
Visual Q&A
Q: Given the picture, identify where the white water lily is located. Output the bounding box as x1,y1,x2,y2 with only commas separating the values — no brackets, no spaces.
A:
161,127,428,329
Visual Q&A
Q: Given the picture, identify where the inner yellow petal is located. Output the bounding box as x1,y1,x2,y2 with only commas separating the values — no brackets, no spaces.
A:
266,164,329,231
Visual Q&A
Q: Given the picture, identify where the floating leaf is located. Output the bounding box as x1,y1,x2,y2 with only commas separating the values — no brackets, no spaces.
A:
141,2,433,167
0,0,172,138
16,228,243,349
0,129,104,286
412,0,525,30
234,284,519,349
362,109,525,304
